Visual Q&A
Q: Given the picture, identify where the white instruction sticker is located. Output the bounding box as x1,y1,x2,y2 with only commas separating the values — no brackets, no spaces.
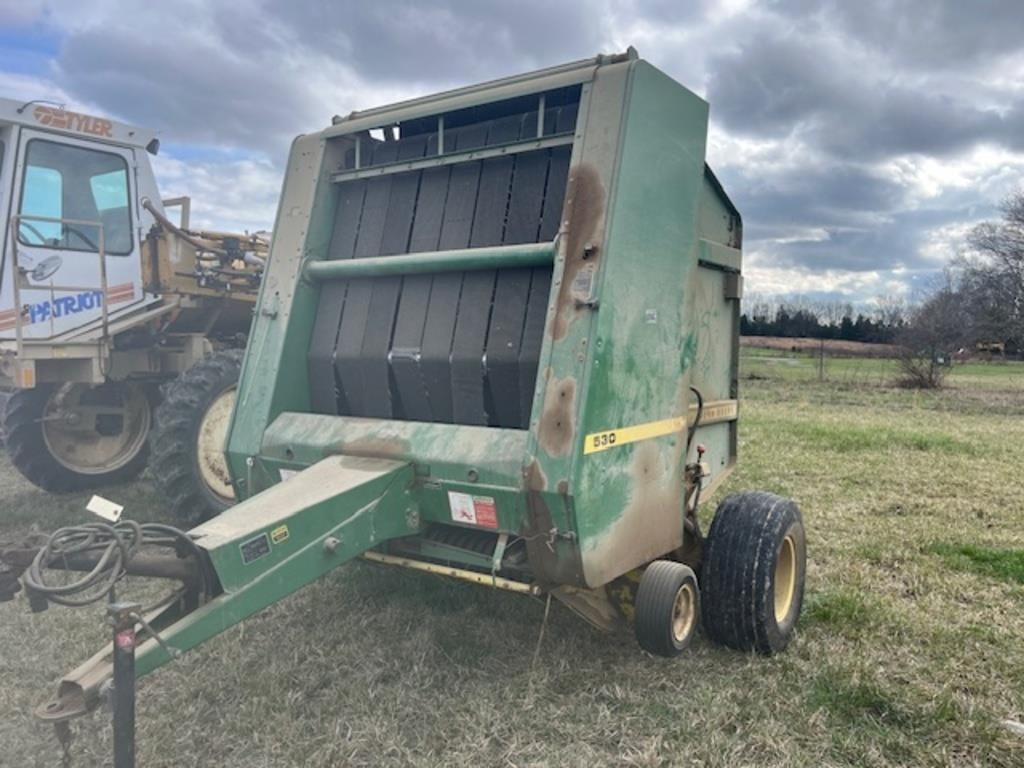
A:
279,468,299,482
87,495,123,523
448,491,477,524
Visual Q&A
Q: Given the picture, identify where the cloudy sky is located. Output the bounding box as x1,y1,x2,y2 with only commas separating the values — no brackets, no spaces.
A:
2,0,1022,305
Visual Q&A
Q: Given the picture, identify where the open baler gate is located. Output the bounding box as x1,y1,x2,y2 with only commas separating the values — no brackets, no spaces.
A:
4,49,805,743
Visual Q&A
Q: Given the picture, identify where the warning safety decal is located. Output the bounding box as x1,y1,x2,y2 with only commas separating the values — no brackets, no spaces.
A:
448,491,498,529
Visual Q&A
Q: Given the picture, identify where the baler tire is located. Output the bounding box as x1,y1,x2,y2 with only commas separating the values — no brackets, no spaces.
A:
4,385,151,493
150,349,243,525
634,560,701,657
701,491,806,655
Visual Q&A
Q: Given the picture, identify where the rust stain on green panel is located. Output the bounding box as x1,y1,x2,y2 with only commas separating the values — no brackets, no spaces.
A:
551,164,605,341
537,372,577,457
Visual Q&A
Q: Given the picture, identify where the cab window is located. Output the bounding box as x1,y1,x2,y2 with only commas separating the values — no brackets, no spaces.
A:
18,140,132,255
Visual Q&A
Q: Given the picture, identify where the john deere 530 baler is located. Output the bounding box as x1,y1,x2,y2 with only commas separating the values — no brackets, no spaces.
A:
6,50,806,731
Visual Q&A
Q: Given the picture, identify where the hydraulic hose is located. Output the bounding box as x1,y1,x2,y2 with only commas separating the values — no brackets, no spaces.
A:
24,521,210,610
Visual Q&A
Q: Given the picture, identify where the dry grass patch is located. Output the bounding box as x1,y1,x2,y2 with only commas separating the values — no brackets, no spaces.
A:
1,370,1023,766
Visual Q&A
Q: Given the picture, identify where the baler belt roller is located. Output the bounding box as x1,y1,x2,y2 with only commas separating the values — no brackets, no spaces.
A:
307,101,577,431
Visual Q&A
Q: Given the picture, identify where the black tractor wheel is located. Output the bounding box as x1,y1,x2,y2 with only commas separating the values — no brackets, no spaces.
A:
150,349,243,524
701,491,806,655
634,560,701,657
4,382,152,492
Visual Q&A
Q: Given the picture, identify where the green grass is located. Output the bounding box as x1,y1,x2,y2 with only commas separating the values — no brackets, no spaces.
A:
741,347,1024,393
929,543,1024,585
2,366,1024,766
804,590,877,633
770,420,976,455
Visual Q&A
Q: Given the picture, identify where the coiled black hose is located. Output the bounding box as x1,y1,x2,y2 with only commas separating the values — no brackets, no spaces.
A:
24,521,207,610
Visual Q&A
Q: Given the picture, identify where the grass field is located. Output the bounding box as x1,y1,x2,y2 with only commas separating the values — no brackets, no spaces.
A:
2,356,1023,767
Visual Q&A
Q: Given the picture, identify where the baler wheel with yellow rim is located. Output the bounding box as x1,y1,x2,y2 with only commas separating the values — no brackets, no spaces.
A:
634,560,701,656
701,491,806,655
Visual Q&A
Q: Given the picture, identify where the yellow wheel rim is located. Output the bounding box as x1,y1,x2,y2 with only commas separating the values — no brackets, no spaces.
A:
196,387,236,502
774,533,797,623
671,581,697,644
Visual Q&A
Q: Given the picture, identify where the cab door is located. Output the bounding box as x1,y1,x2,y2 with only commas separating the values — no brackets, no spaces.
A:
0,130,147,340
0,123,17,334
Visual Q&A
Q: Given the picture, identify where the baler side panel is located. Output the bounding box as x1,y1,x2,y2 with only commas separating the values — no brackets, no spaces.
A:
522,64,632,587
226,135,343,496
687,265,739,491
573,62,710,588
689,172,744,489
698,170,742,250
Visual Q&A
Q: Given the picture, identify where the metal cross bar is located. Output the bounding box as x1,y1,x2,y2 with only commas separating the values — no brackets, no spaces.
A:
331,133,573,183
304,241,556,281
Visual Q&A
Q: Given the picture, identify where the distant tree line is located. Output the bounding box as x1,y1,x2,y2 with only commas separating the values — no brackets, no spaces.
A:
740,296,905,344
740,190,1024,388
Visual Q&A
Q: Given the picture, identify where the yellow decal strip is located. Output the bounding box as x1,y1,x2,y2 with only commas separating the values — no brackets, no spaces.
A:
696,400,739,426
584,416,686,455
583,399,738,455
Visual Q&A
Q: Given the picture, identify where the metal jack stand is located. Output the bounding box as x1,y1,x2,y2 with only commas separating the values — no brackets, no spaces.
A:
108,602,141,768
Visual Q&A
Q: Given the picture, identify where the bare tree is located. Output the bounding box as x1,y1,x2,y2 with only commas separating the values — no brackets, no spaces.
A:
818,300,854,328
873,294,906,329
742,292,774,323
895,284,968,388
959,191,1024,350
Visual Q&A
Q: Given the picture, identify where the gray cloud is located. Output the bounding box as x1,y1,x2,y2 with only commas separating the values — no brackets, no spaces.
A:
816,0,1024,71
706,27,1015,160
10,0,1021,301
54,20,324,154
272,0,610,85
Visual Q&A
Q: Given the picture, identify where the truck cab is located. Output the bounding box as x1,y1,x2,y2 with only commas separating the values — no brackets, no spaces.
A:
0,99,262,508
0,99,165,382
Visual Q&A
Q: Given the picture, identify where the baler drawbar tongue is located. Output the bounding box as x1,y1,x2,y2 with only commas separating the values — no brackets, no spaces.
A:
30,454,420,720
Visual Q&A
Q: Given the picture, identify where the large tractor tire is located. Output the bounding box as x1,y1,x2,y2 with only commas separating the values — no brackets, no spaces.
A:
701,491,806,655
150,349,243,524
4,381,152,492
